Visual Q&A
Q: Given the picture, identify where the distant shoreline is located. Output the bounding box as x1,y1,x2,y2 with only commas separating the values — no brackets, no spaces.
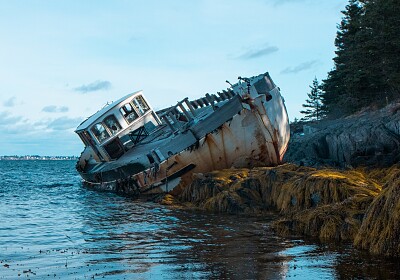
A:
0,156,78,160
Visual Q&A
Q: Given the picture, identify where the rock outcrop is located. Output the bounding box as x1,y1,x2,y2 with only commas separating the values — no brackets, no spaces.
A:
176,164,381,241
285,103,400,167
169,163,400,257
159,104,400,257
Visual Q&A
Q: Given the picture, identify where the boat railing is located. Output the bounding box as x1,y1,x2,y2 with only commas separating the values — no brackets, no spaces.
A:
157,89,236,132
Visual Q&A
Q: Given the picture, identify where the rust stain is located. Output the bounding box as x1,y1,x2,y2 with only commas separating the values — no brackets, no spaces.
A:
220,124,229,167
272,128,282,163
205,134,216,170
254,129,270,163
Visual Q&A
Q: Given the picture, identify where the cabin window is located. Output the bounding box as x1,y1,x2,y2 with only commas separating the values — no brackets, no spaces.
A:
120,103,138,124
103,115,122,136
133,95,150,115
91,123,110,143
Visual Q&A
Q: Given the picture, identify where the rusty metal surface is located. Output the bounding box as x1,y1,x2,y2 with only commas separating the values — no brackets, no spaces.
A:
76,72,290,196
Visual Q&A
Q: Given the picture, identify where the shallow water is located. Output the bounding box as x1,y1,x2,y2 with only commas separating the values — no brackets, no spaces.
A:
0,160,399,279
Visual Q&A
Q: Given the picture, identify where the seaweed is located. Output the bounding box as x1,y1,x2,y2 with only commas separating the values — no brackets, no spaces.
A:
173,163,400,257
354,165,400,256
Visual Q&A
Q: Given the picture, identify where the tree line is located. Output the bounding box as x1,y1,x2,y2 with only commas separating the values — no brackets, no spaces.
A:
301,0,400,121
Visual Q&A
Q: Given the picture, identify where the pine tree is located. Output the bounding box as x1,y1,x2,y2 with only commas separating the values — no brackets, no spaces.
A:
322,0,364,117
301,78,324,121
357,0,400,104
322,0,400,118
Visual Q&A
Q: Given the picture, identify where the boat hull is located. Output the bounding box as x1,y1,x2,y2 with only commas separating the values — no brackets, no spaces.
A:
79,88,290,197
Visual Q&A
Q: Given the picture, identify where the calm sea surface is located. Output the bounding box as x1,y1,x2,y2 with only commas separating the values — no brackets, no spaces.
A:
0,160,399,279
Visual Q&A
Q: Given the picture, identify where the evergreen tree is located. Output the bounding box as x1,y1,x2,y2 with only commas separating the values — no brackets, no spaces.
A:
322,0,400,118
301,78,324,121
322,0,364,117
357,0,400,104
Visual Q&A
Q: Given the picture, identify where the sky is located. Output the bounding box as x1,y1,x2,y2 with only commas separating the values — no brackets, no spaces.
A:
0,0,348,156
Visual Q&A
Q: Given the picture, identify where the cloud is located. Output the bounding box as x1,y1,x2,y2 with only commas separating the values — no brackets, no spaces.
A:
0,111,23,125
3,97,17,107
74,80,112,94
280,60,319,74
237,45,279,60
0,112,29,135
46,116,83,130
42,105,69,113
1,115,83,133
0,113,82,156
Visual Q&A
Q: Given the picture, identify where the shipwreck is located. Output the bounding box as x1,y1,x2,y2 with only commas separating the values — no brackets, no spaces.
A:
75,72,290,196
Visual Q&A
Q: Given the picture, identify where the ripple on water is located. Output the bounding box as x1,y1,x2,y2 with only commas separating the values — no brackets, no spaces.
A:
1,160,400,279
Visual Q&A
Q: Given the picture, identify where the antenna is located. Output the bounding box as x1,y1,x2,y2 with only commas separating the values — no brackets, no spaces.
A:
238,77,251,95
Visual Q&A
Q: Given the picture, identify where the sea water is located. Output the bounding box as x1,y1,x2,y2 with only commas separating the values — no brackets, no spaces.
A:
0,160,399,279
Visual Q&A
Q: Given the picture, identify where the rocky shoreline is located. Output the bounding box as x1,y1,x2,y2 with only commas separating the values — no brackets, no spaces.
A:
157,103,400,258
286,103,400,168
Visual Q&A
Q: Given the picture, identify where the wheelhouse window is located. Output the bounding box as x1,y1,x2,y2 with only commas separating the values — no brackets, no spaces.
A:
103,115,122,136
120,103,138,124
91,123,110,143
133,95,150,115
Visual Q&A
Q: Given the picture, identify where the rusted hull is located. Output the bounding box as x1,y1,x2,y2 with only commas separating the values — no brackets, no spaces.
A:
80,90,290,197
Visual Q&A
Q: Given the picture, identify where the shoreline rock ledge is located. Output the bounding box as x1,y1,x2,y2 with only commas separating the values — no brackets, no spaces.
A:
160,162,400,257
157,104,400,257
285,103,400,168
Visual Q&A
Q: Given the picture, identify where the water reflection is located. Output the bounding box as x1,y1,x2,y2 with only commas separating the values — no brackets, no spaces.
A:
78,192,290,279
77,191,400,280
1,161,400,279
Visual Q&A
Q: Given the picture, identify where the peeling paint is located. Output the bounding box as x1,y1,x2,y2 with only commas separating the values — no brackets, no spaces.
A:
76,72,290,196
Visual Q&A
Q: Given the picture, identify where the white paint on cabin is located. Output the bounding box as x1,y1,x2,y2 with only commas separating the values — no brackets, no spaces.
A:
75,91,161,162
